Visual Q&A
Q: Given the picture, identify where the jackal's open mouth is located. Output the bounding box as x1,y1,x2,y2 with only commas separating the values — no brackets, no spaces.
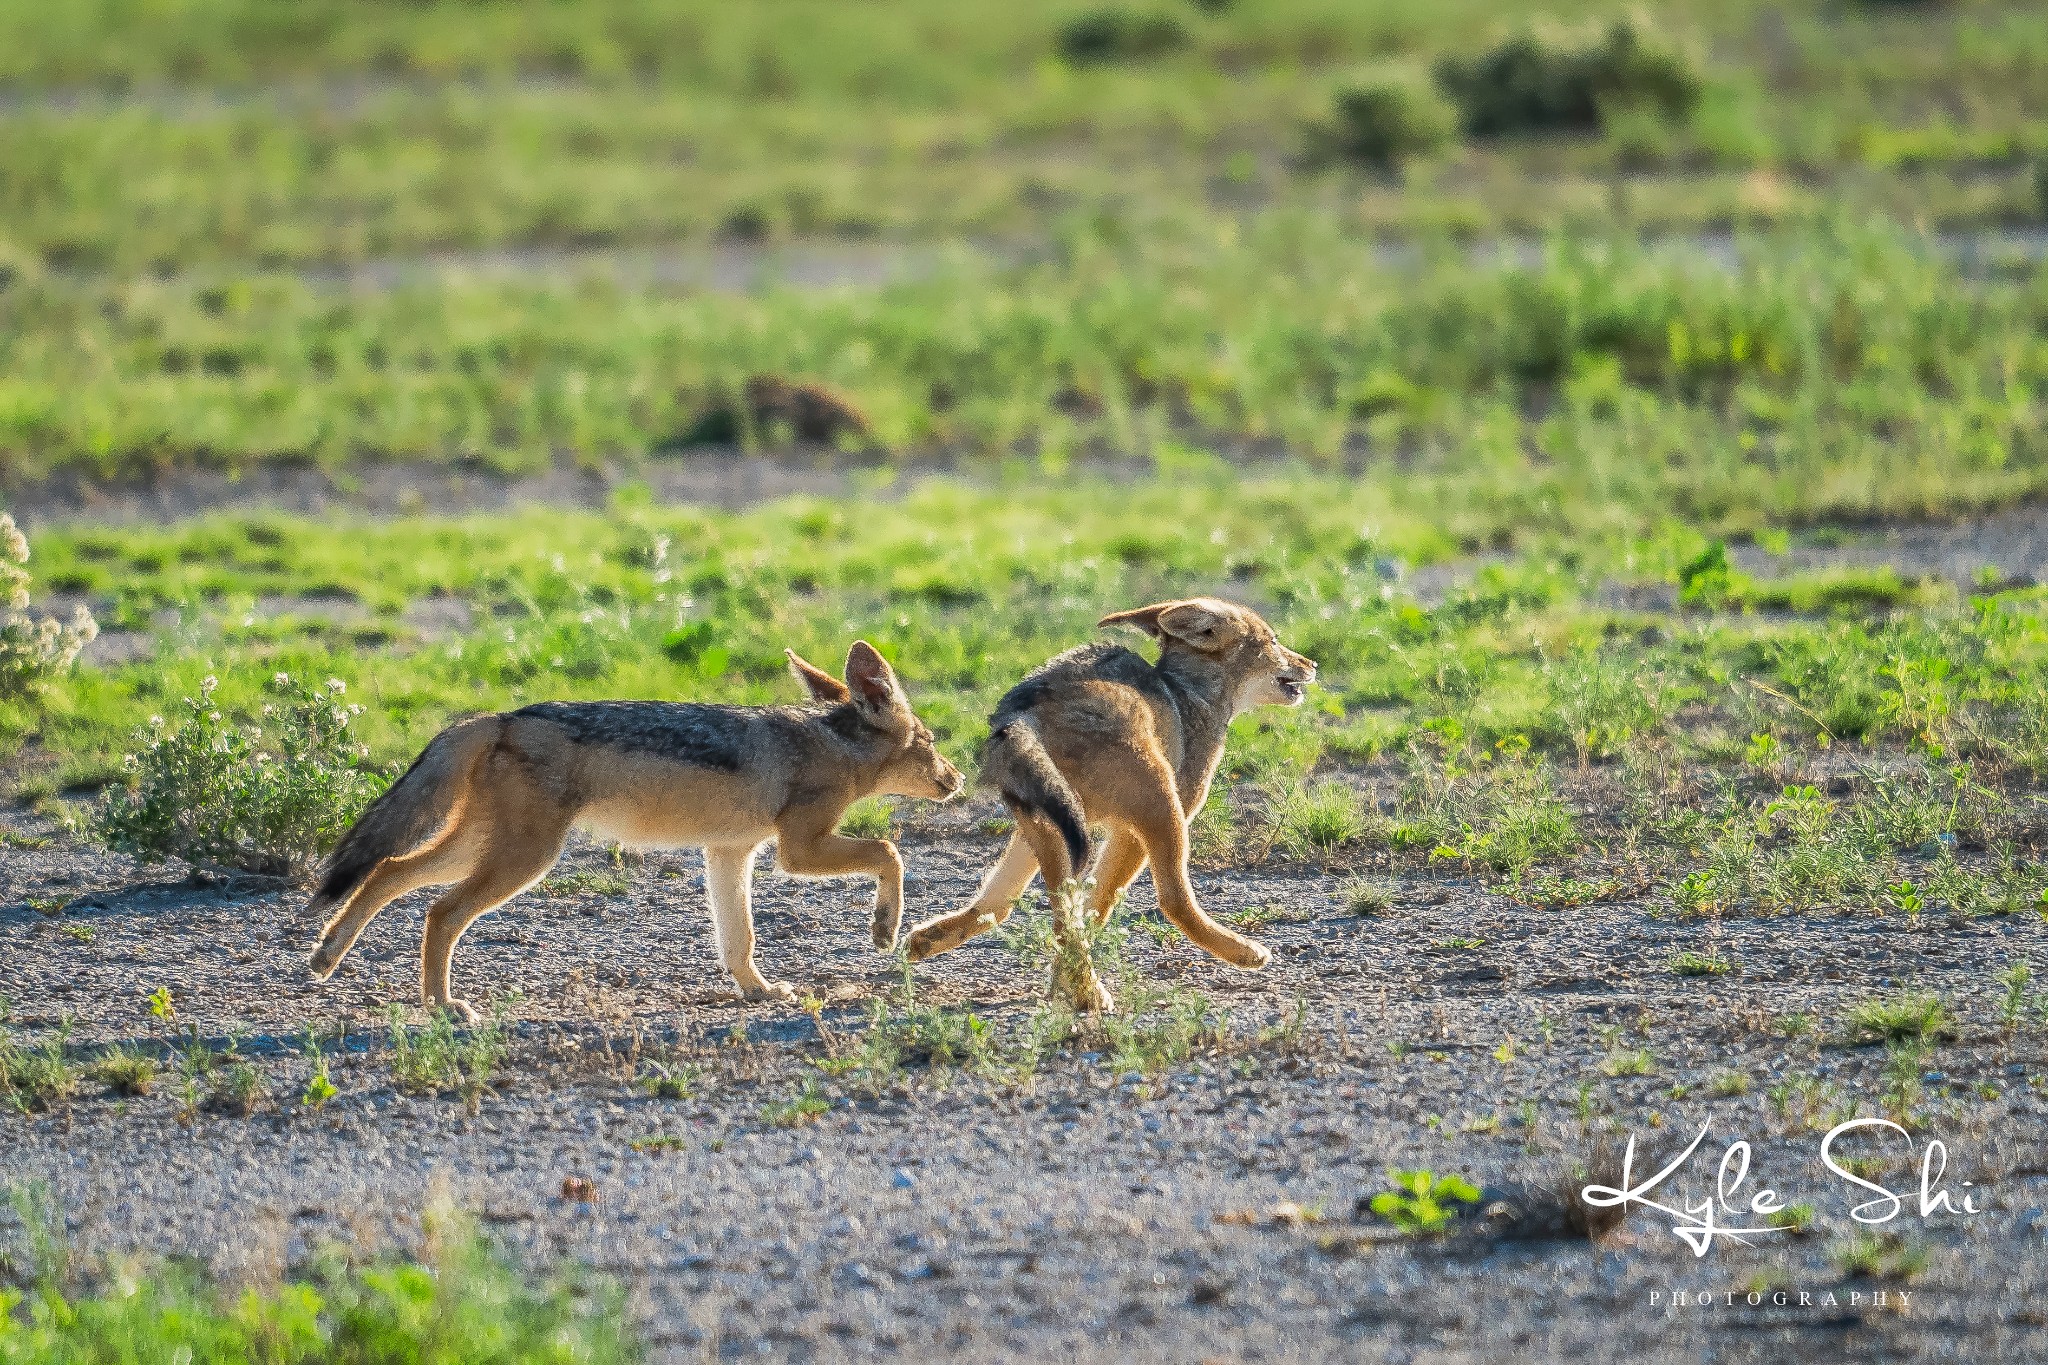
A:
1277,678,1306,703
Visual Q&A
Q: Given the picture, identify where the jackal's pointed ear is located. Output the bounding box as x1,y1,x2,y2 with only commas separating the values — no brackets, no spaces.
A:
786,648,851,703
845,640,908,720
1097,602,1177,640
1100,599,1239,650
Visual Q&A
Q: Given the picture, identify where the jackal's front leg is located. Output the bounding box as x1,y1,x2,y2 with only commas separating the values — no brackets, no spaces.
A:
775,818,905,951
704,843,793,1002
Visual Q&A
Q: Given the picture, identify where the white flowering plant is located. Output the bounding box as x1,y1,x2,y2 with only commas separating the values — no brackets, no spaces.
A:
95,672,389,877
0,512,97,696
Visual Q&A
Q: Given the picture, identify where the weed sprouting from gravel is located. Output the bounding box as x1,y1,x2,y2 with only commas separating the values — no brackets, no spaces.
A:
1343,878,1396,916
387,1003,509,1114
1999,962,2045,1029
1599,1047,1655,1078
539,869,632,899
1704,1070,1750,1098
1365,1170,1482,1236
1670,951,1730,978
1844,992,1952,1046
636,1060,701,1101
761,1078,830,1128
88,1045,157,1098
205,1055,264,1118
1831,1229,1930,1281
1266,780,1373,864
94,673,388,878
0,1018,78,1115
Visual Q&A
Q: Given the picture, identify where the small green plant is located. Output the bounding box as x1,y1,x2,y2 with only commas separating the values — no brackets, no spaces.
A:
300,1031,338,1109
1766,1203,1815,1235
1705,1069,1750,1098
1844,992,1951,1045
1055,7,1188,66
539,869,631,898
89,1045,158,1097
1343,878,1396,916
1887,879,1924,915
1601,1047,1654,1077
1228,903,1279,932
628,1134,688,1153
1366,1169,1483,1236
1831,1230,1929,1280
0,1021,79,1114
387,1002,508,1114
761,1078,830,1127
636,1061,701,1100
206,1058,264,1117
1266,779,1371,864
95,673,389,877
1670,950,1731,978
57,922,94,944
1999,961,2040,1029
146,985,176,1026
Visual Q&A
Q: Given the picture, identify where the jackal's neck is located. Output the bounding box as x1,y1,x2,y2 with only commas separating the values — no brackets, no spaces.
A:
1154,649,1235,764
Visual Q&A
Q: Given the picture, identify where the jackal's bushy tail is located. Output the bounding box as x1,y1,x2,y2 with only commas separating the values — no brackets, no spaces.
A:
308,715,499,921
981,721,1090,877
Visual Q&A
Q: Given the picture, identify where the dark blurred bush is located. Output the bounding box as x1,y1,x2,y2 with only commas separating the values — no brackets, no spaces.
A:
1434,18,1702,138
1311,75,1458,173
1056,8,1191,66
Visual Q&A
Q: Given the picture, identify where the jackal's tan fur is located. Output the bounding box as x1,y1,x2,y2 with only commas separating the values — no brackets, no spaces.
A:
306,642,961,1021
903,598,1316,1010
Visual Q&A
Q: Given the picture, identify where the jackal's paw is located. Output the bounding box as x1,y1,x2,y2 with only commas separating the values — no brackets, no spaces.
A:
739,979,798,1004
308,945,340,980
901,922,946,962
430,997,480,1027
1069,974,1117,1015
1224,936,1272,971
872,920,900,953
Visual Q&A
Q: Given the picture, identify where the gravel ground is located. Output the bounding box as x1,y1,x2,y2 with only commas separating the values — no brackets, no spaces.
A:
6,796,2048,1363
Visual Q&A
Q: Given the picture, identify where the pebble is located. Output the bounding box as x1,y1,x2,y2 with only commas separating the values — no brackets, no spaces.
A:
892,1167,918,1190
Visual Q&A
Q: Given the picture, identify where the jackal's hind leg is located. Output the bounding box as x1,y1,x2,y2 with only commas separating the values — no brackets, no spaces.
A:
903,832,1038,961
1086,826,1147,928
311,841,471,980
419,832,565,1024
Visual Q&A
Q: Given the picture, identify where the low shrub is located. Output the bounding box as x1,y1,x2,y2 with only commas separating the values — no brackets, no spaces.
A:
1312,75,1457,172
94,673,387,878
0,513,96,697
1435,18,1702,138
1055,8,1189,66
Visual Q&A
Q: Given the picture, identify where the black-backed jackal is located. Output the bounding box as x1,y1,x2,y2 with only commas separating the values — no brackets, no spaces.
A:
307,642,962,1020
902,598,1315,1011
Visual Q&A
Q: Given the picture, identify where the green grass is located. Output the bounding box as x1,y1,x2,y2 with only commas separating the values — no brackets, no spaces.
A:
0,1186,637,1362
12,457,2048,909
386,1005,509,1114
1844,991,1953,1045
0,1,2044,275
9,218,2048,497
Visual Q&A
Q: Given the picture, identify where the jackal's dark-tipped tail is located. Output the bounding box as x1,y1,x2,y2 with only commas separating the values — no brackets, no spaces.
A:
980,721,1090,877
307,715,499,972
